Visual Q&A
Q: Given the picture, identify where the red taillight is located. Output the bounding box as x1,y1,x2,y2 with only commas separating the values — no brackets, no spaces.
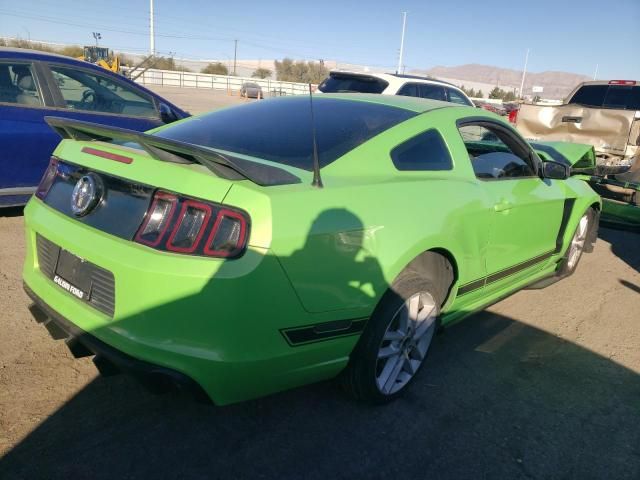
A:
508,109,518,124
203,209,248,258
35,157,58,200
166,200,212,253
134,191,249,258
608,80,636,86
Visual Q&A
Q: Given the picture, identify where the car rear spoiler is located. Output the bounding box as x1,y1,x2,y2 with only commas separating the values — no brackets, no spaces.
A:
45,116,301,187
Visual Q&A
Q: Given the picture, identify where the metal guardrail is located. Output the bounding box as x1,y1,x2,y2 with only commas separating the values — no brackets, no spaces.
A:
123,67,311,96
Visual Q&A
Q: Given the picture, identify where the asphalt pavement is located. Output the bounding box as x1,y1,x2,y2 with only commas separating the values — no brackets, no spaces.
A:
1,207,638,479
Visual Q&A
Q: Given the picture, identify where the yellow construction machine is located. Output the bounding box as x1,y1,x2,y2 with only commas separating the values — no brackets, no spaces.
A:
78,46,121,73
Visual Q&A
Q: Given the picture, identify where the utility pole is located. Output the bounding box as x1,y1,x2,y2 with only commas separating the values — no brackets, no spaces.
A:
593,64,599,80
92,32,101,47
149,0,155,56
397,12,407,74
233,39,238,76
519,48,530,98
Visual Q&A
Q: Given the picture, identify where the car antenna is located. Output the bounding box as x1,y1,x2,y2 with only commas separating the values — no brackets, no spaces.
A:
308,83,323,188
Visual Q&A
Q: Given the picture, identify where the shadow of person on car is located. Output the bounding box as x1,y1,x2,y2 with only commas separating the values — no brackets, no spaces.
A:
276,208,391,313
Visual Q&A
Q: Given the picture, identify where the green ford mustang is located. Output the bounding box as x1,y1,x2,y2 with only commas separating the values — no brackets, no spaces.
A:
23,94,601,404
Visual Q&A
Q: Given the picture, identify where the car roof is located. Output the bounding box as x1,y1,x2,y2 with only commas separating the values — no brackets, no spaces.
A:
577,80,639,86
328,70,465,92
0,47,113,74
317,92,458,113
0,47,189,117
0,47,84,62
388,73,458,87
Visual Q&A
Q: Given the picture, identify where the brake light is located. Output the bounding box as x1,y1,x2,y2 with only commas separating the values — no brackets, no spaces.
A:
81,147,134,164
35,157,58,200
134,191,249,258
608,80,636,86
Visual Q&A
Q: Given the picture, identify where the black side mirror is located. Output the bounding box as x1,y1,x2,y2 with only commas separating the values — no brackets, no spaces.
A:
159,103,178,124
541,160,570,180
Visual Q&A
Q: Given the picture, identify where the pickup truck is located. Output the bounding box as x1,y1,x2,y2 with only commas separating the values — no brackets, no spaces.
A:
515,80,640,169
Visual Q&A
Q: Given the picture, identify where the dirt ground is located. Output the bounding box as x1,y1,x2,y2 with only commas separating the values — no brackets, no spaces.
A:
145,85,254,114
1,206,639,479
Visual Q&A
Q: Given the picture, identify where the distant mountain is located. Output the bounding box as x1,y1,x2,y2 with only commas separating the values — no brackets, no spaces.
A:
413,64,591,99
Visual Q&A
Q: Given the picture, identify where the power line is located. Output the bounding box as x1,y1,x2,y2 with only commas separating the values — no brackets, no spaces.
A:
0,7,383,61
0,8,400,70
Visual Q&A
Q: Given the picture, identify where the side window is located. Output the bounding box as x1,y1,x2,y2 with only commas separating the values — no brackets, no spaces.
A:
447,88,472,106
391,129,453,171
419,84,446,101
458,123,536,180
49,66,157,117
397,83,420,97
0,62,43,106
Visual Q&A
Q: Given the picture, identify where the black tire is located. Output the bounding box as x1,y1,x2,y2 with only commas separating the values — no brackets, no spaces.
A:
557,208,594,277
341,253,452,404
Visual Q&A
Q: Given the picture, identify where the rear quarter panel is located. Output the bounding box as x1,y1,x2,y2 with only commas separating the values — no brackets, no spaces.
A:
229,107,495,317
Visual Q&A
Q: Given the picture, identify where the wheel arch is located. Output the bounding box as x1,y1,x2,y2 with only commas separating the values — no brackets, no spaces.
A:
584,202,601,253
392,247,458,310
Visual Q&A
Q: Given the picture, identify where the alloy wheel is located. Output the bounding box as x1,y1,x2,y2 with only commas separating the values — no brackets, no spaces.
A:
375,291,437,395
567,214,589,270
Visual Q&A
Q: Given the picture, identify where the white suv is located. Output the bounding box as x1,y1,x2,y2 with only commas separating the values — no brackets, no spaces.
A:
317,71,474,106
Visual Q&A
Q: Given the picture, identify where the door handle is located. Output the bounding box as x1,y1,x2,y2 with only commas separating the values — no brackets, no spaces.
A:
561,116,582,124
494,200,514,212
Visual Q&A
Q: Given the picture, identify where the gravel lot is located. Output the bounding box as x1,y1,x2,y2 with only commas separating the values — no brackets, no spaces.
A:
1,88,639,478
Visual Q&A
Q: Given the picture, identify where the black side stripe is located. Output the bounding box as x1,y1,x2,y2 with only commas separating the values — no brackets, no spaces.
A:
281,318,367,346
555,198,576,254
457,278,485,296
458,250,555,296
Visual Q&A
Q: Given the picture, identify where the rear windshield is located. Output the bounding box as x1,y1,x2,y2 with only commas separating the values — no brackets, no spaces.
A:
568,85,640,110
154,97,415,170
318,73,389,94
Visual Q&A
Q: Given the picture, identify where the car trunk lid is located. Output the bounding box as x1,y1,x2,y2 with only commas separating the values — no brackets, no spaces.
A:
39,117,302,242
516,104,639,162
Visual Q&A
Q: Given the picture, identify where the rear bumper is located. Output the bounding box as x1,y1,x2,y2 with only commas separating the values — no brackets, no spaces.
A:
24,283,210,401
22,199,357,404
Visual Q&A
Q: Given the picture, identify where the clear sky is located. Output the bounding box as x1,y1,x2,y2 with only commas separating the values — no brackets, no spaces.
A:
1,0,638,78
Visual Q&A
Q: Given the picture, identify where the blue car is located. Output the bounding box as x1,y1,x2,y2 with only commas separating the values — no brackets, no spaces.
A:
0,48,189,207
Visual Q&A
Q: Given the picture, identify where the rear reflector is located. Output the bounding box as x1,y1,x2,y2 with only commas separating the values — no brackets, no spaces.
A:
35,157,59,200
82,147,134,164
134,191,249,258
608,80,636,86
